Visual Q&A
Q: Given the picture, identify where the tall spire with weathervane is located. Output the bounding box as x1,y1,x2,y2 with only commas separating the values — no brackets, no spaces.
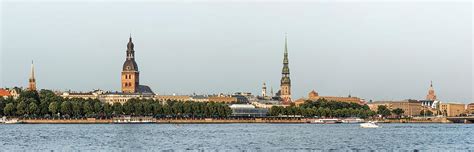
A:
280,34,292,103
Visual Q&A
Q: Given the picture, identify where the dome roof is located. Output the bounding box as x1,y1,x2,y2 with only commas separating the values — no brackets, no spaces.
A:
123,60,138,71
309,90,319,98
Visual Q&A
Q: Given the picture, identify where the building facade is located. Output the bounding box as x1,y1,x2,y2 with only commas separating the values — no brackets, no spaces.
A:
294,90,365,106
440,103,465,117
279,35,292,104
121,36,140,93
155,95,192,102
467,103,474,115
368,100,422,117
208,96,238,103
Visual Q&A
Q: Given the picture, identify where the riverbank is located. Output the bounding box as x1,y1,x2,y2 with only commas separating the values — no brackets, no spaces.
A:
9,117,460,124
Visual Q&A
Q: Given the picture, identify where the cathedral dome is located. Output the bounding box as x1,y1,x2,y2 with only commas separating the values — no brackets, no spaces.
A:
123,60,138,71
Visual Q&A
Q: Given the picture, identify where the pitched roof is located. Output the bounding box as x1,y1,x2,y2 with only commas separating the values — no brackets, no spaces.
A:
0,89,11,96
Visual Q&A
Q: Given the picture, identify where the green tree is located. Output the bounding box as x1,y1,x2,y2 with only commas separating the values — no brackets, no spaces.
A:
94,102,103,115
16,101,27,116
60,101,72,116
392,108,404,118
142,102,152,116
112,102,123,115
72,102,82,117
83,102,93,116
19,90,40,104
4,103,15,116
39,101,50,116
0,97,5,115
134,102,143,116
269,106,282,116
49,102,59,115
28,102,39,116
123,101,134,115
152,103,163,116
377,105,391,117
103,103,113,116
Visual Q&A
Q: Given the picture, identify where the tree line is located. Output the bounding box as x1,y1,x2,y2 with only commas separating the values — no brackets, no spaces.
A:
268,99,376,118
0,90,232,118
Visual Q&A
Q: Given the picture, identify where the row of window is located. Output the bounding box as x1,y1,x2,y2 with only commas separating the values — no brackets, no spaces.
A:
124,82,134,87
124,74,134,79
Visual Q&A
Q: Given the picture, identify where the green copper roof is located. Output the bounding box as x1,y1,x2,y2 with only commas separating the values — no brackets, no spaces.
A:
281,77,291,84
281,34,290,74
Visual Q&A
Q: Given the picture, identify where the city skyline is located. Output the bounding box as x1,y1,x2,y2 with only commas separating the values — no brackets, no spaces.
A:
1,1,472,103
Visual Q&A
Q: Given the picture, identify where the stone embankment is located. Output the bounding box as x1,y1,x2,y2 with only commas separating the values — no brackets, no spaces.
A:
17,117,457,124
19,118,310,124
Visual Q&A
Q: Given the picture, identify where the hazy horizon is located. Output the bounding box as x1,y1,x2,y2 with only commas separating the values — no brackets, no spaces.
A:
1,0,472,103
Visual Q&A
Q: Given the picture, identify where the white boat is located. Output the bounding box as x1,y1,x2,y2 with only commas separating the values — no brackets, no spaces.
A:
360,121,379,128
1,117,21,124
4,119,20,124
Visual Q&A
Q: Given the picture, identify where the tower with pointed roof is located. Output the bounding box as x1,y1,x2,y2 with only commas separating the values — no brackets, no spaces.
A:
262,82,267,97
426,81,437,100
28,60,37,91
121,35,140,93
280,34,292,103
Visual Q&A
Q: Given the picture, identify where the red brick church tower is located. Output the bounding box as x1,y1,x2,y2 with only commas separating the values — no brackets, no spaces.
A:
121,35,140,93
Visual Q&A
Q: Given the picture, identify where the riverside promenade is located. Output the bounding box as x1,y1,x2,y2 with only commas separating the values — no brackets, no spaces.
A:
19,117,308,124
15,117,458,124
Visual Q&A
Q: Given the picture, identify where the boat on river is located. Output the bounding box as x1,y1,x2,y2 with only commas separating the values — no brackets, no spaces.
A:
360,121,379,128
0,116,21,124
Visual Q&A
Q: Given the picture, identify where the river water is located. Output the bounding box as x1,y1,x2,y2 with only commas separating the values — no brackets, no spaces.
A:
1,123,473,151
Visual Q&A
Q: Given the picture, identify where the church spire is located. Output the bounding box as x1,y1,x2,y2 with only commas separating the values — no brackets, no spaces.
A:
283,33,289,64
280,34,292,103
30,60,35,79
126,34,135,60
28,60,37,91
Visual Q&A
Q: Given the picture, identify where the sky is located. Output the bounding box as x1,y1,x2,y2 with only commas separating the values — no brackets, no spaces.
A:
1,0,472,103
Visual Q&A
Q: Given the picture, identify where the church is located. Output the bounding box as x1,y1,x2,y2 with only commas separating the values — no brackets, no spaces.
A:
120,35,154,94
278,35,292,104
